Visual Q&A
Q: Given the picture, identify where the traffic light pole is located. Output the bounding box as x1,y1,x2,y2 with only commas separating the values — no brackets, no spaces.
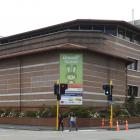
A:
56,99,59,130
109,80,113,128
56,80,60,131
54,81,68,130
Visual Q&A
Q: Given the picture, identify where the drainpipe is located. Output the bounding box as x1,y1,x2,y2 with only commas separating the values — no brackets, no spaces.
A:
19,57,22,113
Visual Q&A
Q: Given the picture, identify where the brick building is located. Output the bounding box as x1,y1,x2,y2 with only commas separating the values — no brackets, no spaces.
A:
0,19,140,110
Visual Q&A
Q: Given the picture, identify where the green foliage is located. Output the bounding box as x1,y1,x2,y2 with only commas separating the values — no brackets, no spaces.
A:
13,110,21,117
135,102,140,115
63,106,96,118
62,112,69,118
0,109,4,115
5,108,12,116
25,111,37,118
125,96,137,116
119,109,131,119
98,110,109,119
74,107,90,118
113,105,121,118
1,101,140,119
38,106,56,118
113,105,131,119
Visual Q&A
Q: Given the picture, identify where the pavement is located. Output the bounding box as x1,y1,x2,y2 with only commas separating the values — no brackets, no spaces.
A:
0,123,140,131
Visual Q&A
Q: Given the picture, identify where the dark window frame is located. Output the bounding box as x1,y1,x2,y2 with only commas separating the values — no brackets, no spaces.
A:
93,24,104,32
105,25,117,36
118,27,125,39
127,59,138,71
128,85,138,97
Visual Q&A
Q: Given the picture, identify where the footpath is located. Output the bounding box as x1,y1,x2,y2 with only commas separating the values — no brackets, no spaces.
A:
0,123,140,131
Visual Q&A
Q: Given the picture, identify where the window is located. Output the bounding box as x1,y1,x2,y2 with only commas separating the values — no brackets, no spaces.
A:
80,25,92,30
134,34,140,45
69,25,80,30
93,25,104,32
125,31,133,42
128,85,138,97
127,59,138,70
118,27,125,39
105,25,117,36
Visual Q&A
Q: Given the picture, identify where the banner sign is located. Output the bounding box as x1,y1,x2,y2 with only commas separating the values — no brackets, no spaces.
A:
60,53,83,105
60,95,82,105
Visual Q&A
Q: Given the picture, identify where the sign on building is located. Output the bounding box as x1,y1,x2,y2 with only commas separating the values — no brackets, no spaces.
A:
60,53,83,105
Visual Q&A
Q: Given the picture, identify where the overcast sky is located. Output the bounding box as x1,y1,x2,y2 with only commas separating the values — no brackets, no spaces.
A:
0,0,139,36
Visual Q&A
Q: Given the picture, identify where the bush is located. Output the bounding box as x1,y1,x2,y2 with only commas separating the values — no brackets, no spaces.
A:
64,106,96,118
38,106,56,118
0,110,4,114
25,111,37,118
62,112,69,118
5,109,12,116
125,95,137,116
98,110,109,119
118,109,131,119
39,108,50,118
135,102,140,116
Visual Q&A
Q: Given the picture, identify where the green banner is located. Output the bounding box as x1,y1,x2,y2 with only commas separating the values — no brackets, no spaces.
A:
60,53,83,85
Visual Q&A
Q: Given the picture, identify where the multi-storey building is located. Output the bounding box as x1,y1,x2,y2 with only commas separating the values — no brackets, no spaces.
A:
0,19,140,110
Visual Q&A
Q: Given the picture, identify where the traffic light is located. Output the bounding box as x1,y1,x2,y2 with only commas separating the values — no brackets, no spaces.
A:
54,83,59,95
103,85,110,95
108,94,112,101
54,83,68,101
103,84,113,101
57,94,61,100
60,84,68,95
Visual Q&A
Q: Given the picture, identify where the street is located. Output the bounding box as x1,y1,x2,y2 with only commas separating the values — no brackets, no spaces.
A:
0,128,140,140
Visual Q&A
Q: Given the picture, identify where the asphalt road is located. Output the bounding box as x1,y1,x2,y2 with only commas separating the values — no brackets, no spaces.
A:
0,128,139,140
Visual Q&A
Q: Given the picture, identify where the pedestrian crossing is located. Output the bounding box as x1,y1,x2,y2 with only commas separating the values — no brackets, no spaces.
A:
63,129,97,132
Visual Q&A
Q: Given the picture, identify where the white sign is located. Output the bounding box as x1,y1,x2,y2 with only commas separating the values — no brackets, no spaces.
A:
60,96,82,105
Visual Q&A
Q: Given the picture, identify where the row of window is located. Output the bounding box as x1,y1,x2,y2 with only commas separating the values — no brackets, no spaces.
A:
127,58,139,96
69,24,140,45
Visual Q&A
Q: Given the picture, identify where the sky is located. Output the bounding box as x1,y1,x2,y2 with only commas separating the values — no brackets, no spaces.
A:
0,0,139,37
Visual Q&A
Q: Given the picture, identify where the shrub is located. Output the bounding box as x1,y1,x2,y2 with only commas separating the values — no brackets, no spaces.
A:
39,108,50,118
38,106,56,118
118,109,131,119
18,112,25,118
64,106,96,118
5,108,12,117
125,95,137,116
0,110,4,114
98,110,109,119
25,111,37,118
135,102,140,116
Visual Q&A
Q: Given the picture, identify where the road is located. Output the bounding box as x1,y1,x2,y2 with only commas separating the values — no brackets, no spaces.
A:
0,128,140,140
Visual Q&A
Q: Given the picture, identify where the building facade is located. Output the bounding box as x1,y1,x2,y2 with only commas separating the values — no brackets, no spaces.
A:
0,19,140,110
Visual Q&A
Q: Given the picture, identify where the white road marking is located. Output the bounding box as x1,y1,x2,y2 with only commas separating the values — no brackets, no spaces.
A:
64,129,97,132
